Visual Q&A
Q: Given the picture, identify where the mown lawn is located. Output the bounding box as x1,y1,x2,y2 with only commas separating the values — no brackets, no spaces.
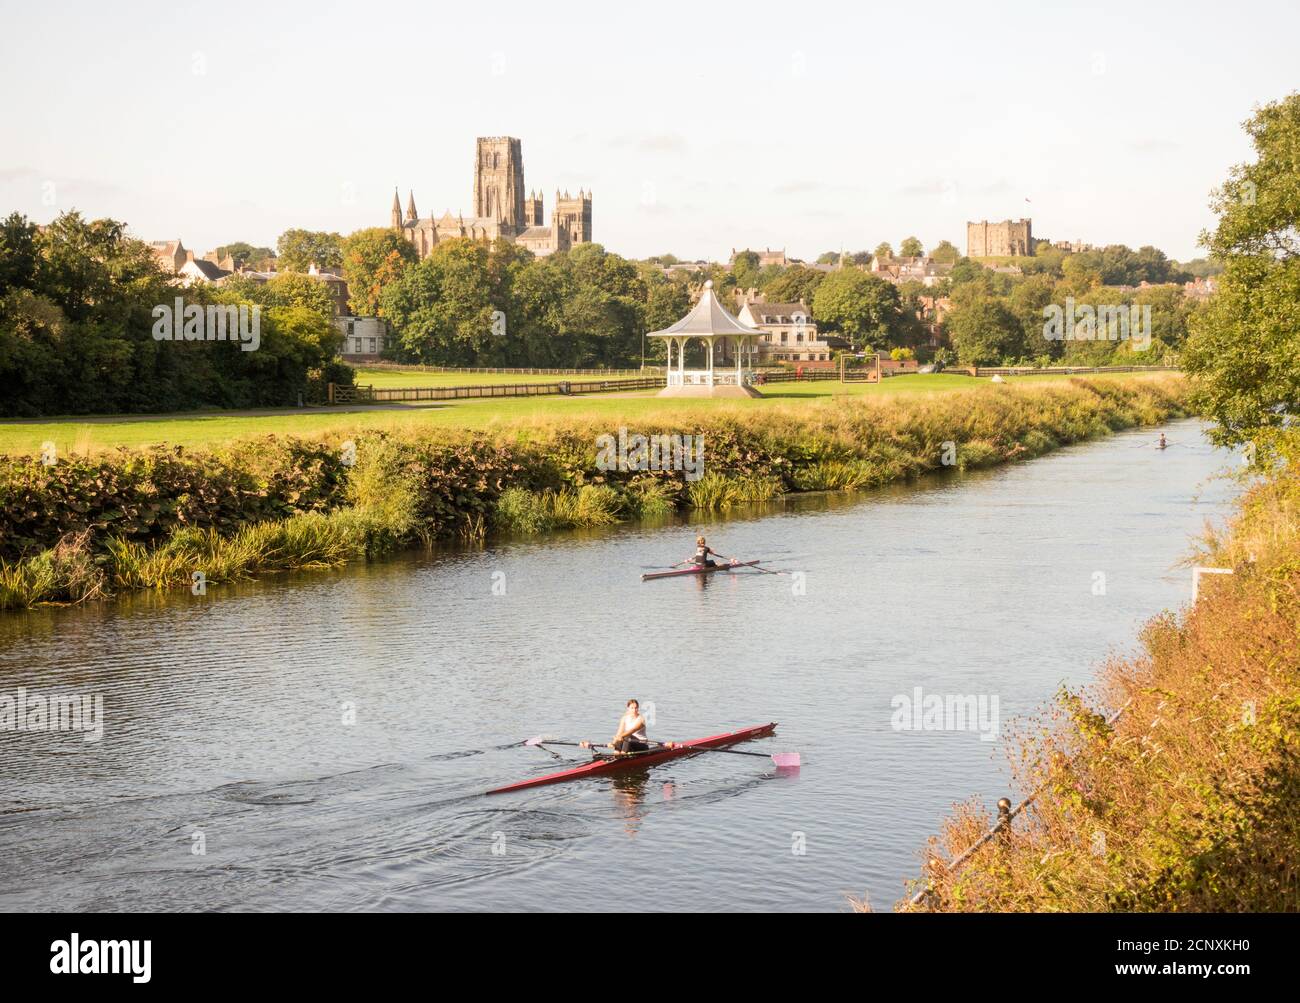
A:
0,371,1166,456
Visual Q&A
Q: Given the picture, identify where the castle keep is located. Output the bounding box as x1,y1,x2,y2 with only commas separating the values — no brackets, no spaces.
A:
966,218,1034,257
392,137,592,258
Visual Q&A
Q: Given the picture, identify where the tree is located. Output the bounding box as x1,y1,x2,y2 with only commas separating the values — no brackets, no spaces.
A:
899,236,924,258
873,242,894,262
731,250,761,289
276,229,343,272
1184,93,1300,448
378,238,496,366
811,270,906,349
945,295,1023,365
341,227,418,316
214,242,275,268
930,240,961,264
763,265,825,305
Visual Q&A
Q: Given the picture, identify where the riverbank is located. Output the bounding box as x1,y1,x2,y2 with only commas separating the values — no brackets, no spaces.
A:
0,375,1188,610
899,437,1300,911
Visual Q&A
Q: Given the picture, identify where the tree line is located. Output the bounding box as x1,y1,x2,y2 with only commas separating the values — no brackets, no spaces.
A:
0,212,343,418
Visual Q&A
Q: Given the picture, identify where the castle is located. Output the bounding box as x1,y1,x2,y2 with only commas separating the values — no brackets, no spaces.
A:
391,137,592,258
966,218,1034,257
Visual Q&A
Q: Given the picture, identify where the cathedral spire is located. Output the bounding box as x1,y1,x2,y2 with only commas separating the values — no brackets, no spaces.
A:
391,187,402,229
406,190,418,223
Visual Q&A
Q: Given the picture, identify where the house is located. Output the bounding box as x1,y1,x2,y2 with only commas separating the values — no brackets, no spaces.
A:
149,239,188,274
870,255,953,287
736,300,838,363
177,252,230,284
335,316,388,360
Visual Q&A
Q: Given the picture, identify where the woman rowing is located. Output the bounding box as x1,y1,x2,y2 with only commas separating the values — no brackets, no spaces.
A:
580,699,650,754
681,535,736,570
1157,433,1168,450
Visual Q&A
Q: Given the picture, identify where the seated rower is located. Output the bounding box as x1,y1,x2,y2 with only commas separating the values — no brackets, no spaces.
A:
581,699,650,754
684,535,735,569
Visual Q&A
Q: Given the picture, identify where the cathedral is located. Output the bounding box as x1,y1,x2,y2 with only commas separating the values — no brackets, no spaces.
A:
391,137,592,258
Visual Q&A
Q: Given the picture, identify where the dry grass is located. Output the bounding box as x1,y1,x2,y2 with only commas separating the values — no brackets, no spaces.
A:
894,439,1300,912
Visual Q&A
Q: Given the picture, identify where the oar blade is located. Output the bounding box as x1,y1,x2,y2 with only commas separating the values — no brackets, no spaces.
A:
771,752,801,769
524,735,549,747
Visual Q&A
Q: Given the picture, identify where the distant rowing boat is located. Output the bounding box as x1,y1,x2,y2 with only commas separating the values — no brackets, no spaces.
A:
641,560,761,581
487,723,780,794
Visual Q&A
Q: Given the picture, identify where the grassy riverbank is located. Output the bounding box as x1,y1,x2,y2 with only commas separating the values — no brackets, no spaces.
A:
898,440,1300,911
0,371,1163,456
0,375,1187,610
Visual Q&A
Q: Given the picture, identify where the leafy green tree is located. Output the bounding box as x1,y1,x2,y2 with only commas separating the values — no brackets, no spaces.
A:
731,250,761,289
811,270,905,349
930,240,961,264
1185,98,1300,447
0,211,337,415
276,229,343,272
945,295,1023,365
873,242,894,262
214,242,275,268
899,236,923,258
341,227,419,316
763,265,825,305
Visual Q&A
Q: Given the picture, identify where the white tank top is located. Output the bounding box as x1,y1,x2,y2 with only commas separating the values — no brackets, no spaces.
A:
621,710,647,741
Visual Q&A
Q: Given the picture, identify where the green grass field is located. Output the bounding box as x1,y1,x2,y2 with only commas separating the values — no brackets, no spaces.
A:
0,371,1169,457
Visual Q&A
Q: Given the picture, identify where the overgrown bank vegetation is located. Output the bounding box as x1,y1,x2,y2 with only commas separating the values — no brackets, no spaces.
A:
900,444,1300,911
0,376,1186,609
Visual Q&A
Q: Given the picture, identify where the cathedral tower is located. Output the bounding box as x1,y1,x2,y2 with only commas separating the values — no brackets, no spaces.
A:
390,188,402,230
523,189,544,227
473,137,525,229
554,188,593,245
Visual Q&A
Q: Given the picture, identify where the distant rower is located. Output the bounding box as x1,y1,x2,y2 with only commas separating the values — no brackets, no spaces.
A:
686,535,735,569
581,699,650,754
1157,433,1168,450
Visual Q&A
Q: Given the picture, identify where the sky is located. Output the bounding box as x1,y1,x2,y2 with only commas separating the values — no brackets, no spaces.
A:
1,0,1296,263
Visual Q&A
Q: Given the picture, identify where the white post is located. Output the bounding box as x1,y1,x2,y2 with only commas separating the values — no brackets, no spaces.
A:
1192,566,1233,603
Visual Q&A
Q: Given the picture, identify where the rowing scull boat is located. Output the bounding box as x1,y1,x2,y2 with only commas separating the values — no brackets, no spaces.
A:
486,722,778,794
641,560,760,581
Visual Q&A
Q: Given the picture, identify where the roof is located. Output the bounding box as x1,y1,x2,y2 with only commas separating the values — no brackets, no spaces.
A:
647,281,766,340
743,302,813,324
182,258,229,280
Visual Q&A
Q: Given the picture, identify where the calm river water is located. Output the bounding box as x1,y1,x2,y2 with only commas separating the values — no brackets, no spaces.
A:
0,419,1240,911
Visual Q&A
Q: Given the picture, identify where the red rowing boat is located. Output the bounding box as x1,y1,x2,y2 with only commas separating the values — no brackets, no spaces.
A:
641,560,760,581
486,722,778,795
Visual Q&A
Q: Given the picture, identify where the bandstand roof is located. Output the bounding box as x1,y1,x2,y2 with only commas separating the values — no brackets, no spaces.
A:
647,280,765,340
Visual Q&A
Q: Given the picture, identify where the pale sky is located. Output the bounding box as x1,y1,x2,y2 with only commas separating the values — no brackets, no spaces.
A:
1,0,1295,262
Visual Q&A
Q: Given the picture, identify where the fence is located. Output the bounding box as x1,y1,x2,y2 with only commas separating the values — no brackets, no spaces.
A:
956,364,1181,377
357,363,660,377
317,376,665,404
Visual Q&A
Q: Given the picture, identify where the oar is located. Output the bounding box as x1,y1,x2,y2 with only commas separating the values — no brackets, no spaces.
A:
647,740,800,767
525,735,800,768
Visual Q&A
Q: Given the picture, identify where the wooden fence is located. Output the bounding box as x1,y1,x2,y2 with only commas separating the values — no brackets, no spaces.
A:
318,376,665,405
956,364,1181,377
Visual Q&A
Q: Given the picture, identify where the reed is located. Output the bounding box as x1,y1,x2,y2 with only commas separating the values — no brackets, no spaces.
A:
1,375,1189,609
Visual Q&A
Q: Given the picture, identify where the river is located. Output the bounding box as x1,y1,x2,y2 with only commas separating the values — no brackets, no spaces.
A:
0,419,1241,912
